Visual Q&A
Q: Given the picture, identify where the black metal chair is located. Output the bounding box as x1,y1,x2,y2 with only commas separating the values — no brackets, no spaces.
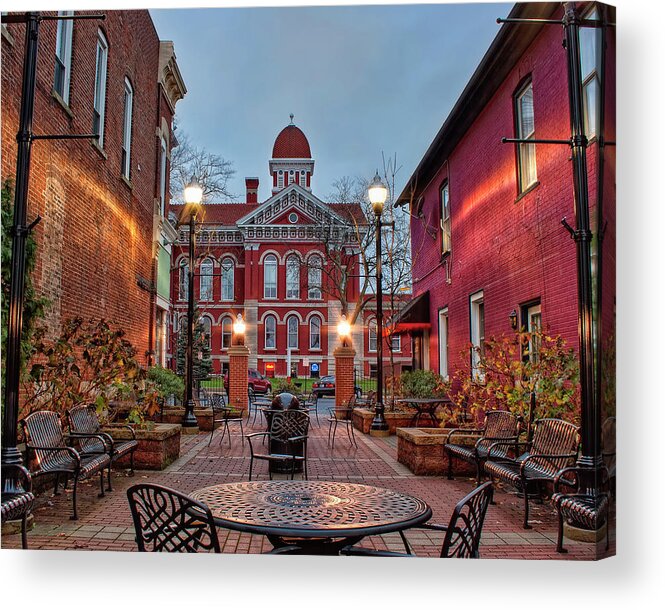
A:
327,395,358,448
300,392,320,425
445,410,521,485
246,410,310,480
341,482,494,558
551,465,611,553
21,410,111,520
355,390,376,409
1,464,35,549
67,404,138,490
208,392,245,447
483,417,580,529
126,483,221,553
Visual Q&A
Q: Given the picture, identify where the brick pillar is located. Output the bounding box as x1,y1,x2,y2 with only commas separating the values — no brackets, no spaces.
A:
334,345,356,415
228,344,250,415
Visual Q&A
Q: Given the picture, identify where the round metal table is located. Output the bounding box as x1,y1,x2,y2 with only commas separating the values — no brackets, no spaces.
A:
191,480,432,555
396,397,453,427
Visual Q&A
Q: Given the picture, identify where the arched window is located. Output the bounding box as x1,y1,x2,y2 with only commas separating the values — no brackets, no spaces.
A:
286,255,300,299
200,316,212,349
264,255,277,299
179,260,189,301
221,258,234,301
265,315,277,349
368,319,377,352
200,258,213,301
309,317,321,350
221,316,232,350
308,255,322,300
287,316,299,349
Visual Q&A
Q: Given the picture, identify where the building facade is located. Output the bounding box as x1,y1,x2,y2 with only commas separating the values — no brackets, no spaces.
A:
168,120,413,380
1,10,186,362
396,1,615,412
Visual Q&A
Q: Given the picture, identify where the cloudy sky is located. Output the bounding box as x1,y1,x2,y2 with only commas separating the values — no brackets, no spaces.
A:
150,2,513,202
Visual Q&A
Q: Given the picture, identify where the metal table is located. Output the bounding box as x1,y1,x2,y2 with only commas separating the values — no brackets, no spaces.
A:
396,397,452,427
191,480,432,555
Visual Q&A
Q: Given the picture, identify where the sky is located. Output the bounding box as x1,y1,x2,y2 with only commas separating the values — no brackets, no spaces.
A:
150,2,513,203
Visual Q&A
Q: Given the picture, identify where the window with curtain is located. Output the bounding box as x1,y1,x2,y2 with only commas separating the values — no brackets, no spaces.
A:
515,80,537,192
287,316,299,349
221,258,234,301
92,29,108,147
54,11,74,103
199,258,213,301
440,181,451,255
308,255,322,300
309,317,321,349
179,260,188,301
221,316,232,350
121,78,133,179
580,6,601,138
368,319,377,352
264,315,276,349
264,255,277,298
286,255,300,299
470,291,485,381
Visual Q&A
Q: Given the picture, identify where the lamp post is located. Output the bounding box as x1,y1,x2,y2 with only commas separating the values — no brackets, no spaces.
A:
337,314,351,347
182,175,203,428
233,313,246,346
368,172,390,435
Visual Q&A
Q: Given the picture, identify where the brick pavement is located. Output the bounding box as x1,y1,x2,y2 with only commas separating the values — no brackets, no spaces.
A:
1,411,614,559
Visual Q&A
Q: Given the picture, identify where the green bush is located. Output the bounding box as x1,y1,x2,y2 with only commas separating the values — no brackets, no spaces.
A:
397,369,448,399
273,377,299,395
147,366,184,405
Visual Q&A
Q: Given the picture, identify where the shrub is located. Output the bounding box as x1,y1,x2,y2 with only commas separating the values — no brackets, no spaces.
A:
148,366,184,405
273,377,299,395
397,369,448,399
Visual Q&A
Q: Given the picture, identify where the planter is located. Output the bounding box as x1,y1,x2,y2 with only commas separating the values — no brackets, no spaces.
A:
396,427,477,476
161,407,214,431
352,408,416,435
102,423,181,470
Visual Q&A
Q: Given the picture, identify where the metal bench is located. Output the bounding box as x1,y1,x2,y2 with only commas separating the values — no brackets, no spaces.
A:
1,464,35,549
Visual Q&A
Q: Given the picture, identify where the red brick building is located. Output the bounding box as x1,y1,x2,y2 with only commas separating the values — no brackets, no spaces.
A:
1,11,186,362
395,1,615,400
168,119,413,379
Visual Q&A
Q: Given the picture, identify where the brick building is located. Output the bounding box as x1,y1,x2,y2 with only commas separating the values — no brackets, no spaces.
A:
168,119,412,379
395,1,615,405
1,10,186,362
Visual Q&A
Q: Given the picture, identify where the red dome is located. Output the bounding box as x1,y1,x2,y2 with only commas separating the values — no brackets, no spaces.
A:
272,124,311,159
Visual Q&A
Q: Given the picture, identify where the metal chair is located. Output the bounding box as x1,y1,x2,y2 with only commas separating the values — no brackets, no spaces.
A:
341,482,494,558
300,392,320,425
21,410,111,520
327,395,358,448
67,404,138,490
246,410,310,480
208,393,245,447
1,464,35,549
127,483,221,552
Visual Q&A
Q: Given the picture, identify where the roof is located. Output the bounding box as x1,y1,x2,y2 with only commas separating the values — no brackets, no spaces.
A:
272,124,312,159
329,203,367,225
196,203,259,225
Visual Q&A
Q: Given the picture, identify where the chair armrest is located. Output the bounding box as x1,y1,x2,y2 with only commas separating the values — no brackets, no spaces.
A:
26,445,81,469
446,427,484,444
553,464,611,493
476,434,519,449
246,432,270,440
487,440,531,459
287,435,308,443
419,523,449,533
340,547,412,558
119,424,136,440
519,453,578,477
65,432,112,452
2,463,33,492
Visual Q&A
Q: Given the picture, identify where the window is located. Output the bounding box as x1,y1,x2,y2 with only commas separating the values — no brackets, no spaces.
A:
200,317,212,349
522,302,542,364
440,181,451,255
179,260,189,301
158,136,167,215
92,30,108,147
54,11,73,104
288,212,298,224
221,316,232,350
515,80,537,192
391,334,401,352
221,258,234,301
121,78,133,179
264,315,276,349
438,308,449,379
308,255,322,299
368,319,377,352
287,316,299,349
288,170,295,185
300,171,306,186
286,255,300,299
199,258,213,301
264,255,277,298
470,291,485,381
580,6,601,138
309,317,321,350
278,171,284,189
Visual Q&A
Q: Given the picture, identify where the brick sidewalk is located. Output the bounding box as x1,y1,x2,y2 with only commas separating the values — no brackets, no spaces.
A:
1,412,614,559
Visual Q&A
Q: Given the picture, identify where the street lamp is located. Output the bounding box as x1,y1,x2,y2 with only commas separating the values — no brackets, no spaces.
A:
337,314,351,347
368,172,390,434
182,175,203,428
233,313,246,346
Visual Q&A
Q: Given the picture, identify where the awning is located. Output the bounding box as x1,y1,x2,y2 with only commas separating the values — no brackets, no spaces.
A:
386,291,431,334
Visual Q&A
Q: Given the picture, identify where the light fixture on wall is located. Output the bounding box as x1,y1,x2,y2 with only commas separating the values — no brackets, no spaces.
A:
509,309,518,330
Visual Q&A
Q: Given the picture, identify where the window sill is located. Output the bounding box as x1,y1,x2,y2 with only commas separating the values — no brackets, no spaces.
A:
121,175,133,191
91,139,107,159
309,348,322,352
263,348,277,352
514,181,540,203
51,89,73,119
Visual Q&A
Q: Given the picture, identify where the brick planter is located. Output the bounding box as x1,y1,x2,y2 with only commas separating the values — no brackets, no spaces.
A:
161,407,214,431
397,427,477,476
352,408,416,435
102,423,181,471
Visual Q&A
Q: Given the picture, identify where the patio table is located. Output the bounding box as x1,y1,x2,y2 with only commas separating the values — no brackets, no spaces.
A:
190,480,432,555
396,397,454,427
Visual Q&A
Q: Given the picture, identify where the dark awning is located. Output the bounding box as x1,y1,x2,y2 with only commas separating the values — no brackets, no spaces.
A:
389,291,430,334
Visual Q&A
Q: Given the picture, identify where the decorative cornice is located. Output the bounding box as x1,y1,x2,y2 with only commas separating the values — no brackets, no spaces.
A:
158,41,187,113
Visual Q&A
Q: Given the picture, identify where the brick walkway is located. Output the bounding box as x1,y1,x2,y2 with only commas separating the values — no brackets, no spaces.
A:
2,408,614,559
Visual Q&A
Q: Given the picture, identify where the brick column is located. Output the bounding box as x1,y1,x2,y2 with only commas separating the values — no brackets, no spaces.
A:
228,344,250,415
334,345,356,415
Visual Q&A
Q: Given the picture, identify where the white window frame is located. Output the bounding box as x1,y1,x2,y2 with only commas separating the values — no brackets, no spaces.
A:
286,255,300,299
309,316,321,350
179,260,189,301
264,315,276,349
516,80,537,192
159,136,168,215
277,171,284,189
92,29,108,147
121,78,133,179
525,303,542,364
440,181,451,255
368,319,377,353
54,11,74,104
391,334,401,352
221,258,234,301
287,316,299,349
221,316,232,350
580,6,601,139
199,258,213,301
470,291,485,381
308,256,322,300
264,255,277,299
438,307,449,380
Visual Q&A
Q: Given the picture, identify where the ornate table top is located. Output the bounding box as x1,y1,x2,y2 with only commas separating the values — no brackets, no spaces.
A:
191,480,431,539
396,397,451,405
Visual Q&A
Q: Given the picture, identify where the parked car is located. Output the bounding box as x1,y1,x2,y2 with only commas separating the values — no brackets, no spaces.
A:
311,376,362,399
223,368,272,394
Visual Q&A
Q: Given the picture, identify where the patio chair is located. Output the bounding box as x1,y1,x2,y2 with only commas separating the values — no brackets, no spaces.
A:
300,392,320,425
355,390,376,409
127,483,221,553
67,404,138,490
483,417,580,529
327,395,358,448
1,464,35,549
21,410,111,520
341,482,494,558
551,465,611,553
208,392,245,447
246,410,310,480
444,410,521,485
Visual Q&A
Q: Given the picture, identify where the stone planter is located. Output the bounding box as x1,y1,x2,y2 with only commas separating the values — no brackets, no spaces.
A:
161,407,214,431
397,427,477,476
352,408,416,435
102,423,181,470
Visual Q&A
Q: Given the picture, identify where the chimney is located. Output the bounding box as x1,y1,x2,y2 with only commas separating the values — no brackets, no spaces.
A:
245,177,259,203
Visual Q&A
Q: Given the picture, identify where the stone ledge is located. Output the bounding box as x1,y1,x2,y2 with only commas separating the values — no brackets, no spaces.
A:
397,427,476,476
